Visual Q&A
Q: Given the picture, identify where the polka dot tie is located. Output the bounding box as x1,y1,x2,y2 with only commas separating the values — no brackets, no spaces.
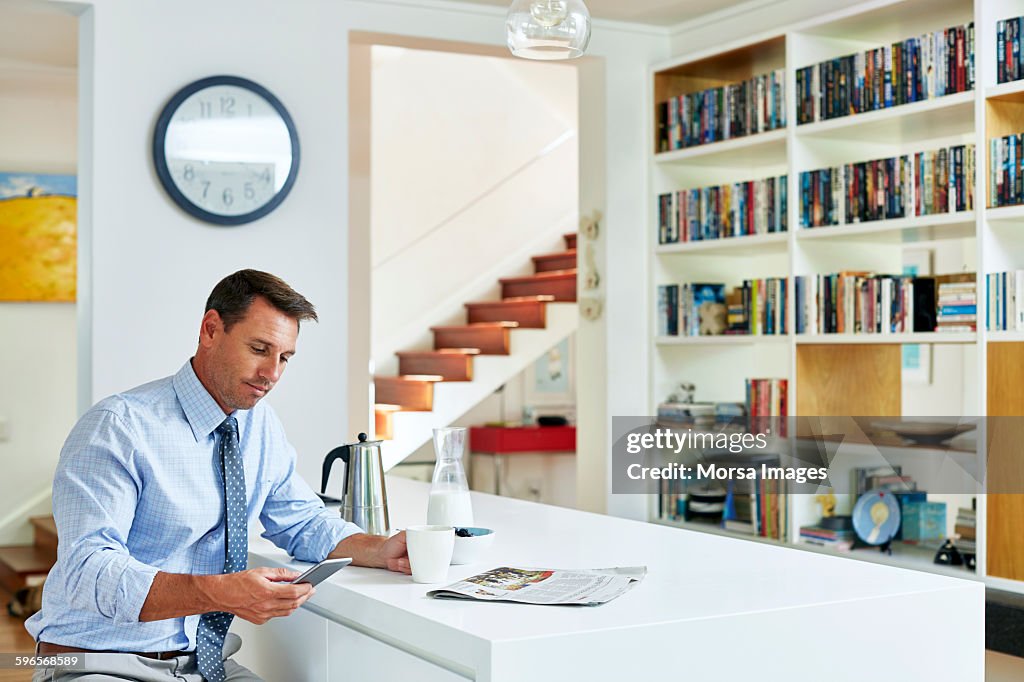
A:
197,417,246,682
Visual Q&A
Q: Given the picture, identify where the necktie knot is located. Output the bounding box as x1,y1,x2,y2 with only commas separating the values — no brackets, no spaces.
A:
216,417,238,438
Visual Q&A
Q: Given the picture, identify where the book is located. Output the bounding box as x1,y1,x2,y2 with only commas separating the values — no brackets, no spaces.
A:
797,23,974,125
656,69,786,152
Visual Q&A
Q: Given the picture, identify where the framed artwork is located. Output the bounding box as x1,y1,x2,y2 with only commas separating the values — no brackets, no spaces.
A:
525,336,574,406
0,172,77,302
902,248,933,385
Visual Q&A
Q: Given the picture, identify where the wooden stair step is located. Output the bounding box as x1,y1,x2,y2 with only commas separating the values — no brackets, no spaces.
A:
465,296,553,328
374,375,442,412
0,545,55,593
500,269,576,302
432,322,517,354
564,233,576,250
532,248,576,273
396,349,480,381
30,516,58,553
374,404,400,441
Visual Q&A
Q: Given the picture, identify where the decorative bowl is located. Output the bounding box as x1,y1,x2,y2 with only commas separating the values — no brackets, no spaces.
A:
451,527,495,565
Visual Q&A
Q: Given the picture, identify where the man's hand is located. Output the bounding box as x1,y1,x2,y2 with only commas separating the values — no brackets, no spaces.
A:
210,567,315,625
140,568,314,624
330,532,411,574
376,531,411,574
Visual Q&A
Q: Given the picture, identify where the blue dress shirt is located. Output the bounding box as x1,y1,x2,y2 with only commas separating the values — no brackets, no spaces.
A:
26,360,362,651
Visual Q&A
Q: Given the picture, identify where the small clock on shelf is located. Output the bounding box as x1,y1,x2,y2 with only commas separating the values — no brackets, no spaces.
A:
152,75,300,226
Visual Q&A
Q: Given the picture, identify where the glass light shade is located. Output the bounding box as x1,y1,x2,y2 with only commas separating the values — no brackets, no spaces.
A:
506,0,591,60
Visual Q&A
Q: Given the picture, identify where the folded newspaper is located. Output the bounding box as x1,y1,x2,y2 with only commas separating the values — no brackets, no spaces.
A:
427,566,646,606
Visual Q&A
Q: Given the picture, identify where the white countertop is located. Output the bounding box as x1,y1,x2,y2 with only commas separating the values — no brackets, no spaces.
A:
249,476,983,679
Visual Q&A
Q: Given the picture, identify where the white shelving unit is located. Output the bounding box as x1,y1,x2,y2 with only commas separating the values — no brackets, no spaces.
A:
648,0,1024,593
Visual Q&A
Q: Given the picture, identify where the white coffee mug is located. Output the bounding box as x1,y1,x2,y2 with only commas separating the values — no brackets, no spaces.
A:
406,525,455,584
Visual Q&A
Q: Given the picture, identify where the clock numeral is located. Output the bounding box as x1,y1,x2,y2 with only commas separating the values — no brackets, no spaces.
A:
221,96,235,116
199,100,212,118
183,165,195,182
202,181,210,199
222,187,234,207
244,183,255,200
259,168,271,184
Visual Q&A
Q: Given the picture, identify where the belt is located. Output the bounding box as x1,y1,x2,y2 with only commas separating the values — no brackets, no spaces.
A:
37,641,193,661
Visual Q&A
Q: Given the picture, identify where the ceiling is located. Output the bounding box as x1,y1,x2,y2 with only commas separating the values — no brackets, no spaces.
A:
460,0,757,27
0,0,757,71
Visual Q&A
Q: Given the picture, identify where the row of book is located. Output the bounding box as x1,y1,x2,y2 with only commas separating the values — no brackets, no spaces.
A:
799,167,841,228
989,134,1024,207
795,22,975,124
657,175,788,244
746,378,788,420
793,273,977,334
723,478,788,540
997,15,1024,84
955,504,976,544
800,144,976,228
937,278,977,332
986,270,1024,331
656,475,789,540
657,279,789,337
656,69,786,152
799,524,853,551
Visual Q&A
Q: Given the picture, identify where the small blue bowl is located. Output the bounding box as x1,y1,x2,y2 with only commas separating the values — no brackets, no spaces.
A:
451,527,495,565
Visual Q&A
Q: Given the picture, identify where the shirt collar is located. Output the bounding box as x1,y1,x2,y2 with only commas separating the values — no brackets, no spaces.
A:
172,359,247,443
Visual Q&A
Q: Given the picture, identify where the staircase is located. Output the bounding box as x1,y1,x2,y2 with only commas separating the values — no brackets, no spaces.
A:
0,516,57,593
375,234,578,468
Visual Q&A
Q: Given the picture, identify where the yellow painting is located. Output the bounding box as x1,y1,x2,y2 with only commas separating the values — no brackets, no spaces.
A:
0,173,77,302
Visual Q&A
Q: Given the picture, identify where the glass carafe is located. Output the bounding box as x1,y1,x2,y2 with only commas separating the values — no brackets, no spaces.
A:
427,427,474,527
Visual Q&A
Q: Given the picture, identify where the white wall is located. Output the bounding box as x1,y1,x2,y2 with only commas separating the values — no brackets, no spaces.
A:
0,36,78,542
66,0,669,506
370,46,578,372
395,334,578,509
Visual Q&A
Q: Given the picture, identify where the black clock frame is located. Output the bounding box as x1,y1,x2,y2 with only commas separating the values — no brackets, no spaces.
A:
152,75,300,226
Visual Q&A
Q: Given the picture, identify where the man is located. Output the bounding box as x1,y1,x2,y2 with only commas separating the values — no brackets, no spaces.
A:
26,269,409,681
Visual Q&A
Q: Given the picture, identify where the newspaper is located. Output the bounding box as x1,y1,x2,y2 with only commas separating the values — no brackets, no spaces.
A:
427,566,646,606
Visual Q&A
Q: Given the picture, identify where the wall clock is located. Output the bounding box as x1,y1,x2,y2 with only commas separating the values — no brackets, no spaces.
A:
152,75,300,225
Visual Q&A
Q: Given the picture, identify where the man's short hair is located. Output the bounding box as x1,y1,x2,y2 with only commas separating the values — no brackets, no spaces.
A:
205,269,318,332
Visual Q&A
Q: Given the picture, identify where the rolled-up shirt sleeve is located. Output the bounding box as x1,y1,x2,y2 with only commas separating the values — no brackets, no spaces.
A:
55,409,159,624
259,438,363,563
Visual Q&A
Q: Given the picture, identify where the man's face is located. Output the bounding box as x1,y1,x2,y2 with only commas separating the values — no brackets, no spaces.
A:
198,296,298,413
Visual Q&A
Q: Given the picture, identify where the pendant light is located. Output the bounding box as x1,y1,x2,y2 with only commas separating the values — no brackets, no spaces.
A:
506,0,591,60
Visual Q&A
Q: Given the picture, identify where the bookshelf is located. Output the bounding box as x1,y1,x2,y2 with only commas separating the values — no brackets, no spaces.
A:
648,0,1024,592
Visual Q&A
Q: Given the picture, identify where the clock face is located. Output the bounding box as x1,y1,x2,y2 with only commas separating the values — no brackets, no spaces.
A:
153,76,299,225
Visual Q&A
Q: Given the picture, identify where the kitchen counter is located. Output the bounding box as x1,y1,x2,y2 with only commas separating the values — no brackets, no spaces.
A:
234,476,982,681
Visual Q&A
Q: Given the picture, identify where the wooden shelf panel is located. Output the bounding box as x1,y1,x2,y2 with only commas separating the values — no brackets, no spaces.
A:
653,36,785,102
796,344,900,416
987,342,1024,581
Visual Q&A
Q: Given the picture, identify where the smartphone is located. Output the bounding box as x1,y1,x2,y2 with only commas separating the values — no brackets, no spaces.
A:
290,558,352,586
